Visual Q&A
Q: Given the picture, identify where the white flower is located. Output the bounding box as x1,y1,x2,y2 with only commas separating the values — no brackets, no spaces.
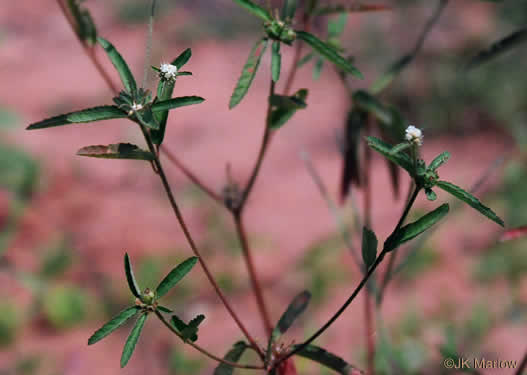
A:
405,125,423,146
159,63,178,81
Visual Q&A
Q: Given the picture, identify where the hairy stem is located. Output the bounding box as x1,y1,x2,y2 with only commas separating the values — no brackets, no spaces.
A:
138,124,263,357
155,311,264,370
277,187,421,366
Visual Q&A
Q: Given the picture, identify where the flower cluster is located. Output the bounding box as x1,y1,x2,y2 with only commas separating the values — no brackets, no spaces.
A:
159,63,178,82
405,125,423,146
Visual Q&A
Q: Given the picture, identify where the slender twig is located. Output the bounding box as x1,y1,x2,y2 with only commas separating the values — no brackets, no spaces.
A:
234,215,273,335
515,349,527,375
277,187,421,367
138,124,263,357
154,311,264,370
160,146,222,203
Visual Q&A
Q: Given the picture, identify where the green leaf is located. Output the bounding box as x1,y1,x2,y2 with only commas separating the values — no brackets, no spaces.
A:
467,28,527,69
26,106,126,130
232,0,273,22
313,57,324,80
340,108,367,200
293,344,361,375
213,341,248,375
152,79,175,145
425,188,437,201
389,142,412,155
271,41,282,82
156,306,173,313
181,314,205,342
370,54,412,94
88,306,141,345
269,88,308,129
229,38,268,109
366,136,414,175
66,0,97,46
151,96,205,112
281,0,298,21
171,48,192,69
97,37,137,94
385,204,450,252
156,257,198,298
274,291,311,337
328,13,348,38
77,143,154,161
134,107,160,130
297,52,315,67
124,253,141,298
428,151,450,171
120,313,147,368
361,227,378,269
353,91,406,139
436,181,504,226
296,31,363,78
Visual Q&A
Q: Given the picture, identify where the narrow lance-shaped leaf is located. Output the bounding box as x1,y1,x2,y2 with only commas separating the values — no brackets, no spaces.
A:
339,108,366,201
66,0,97,46
366,136,414,175
151,96,205,112
271,41,281,82
385,203,450,252
152,79,175,145
292,344,362,375
297,52,315,67
370,54,412,94
213,341,248,375
436,180,504,226
156,256,198,298
467,28,527,70
171,48,192,69
361,227,378,269
97,37,137,94
27,106,126,130
120,313,147,368
77,143,154,161
156,306,173,313
88,306,141,345
274,291,311,337
428,151,450,171
134,107,160,130
230,38,268,109
296,31,363,78
124,253,141,298
281,0,298,21
181,314,205,342
328,13,348,38
232,0,273,22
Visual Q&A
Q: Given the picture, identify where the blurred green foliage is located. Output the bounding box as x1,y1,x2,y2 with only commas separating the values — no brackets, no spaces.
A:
0,302,22,347
42,285,89,330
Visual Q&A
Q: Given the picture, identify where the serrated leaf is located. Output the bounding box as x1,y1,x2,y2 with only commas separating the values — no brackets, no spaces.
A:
281,0,298,21
181,314,205,342
156,257,198,298
428,151,450,171
232,0,272,21
27,106,126,130
66,0,97,46
77,143,154,161
436,181,504,226
124,253,141,298
97,37,137,94
120,313,147,368
88,306,141,345
467,28,527,70
271,41,281,82
366,136,413,175
171,48,192,69
361,227,377,269
156,306,173,313
134,107,159,130
389,142,412,155
385,204,449,252
151,96,205,112
296,31,363,78
340,108,366,201
230,38,268,109
269,89,308,129
213,341,248,375
315,3,391,15
293,344,361,375
275,291,311,337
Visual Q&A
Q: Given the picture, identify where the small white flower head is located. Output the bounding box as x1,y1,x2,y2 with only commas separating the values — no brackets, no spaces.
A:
159,63,178,82
128,102,143,116
405,125,423,146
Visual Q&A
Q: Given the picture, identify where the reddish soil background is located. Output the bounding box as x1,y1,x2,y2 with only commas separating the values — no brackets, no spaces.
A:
0,1,524,375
